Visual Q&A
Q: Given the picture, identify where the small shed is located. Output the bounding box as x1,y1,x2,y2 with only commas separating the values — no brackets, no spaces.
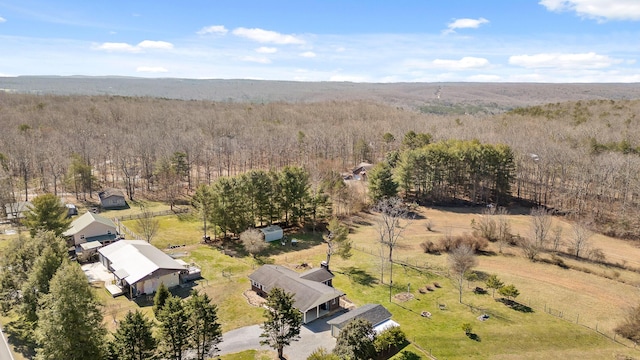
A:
327,303,398,337
260,225,284,242
66,203,78,217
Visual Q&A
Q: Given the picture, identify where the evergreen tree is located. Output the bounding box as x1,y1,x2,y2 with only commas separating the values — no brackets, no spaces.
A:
186,290,222,360
260,287,303,359
112,310,156,360
19,246,67,325
307,347,339,360
22,193,71,237
157,296,190,360
333,318,376,360
367,162,398,202
153,282,170,317
35,262,106,360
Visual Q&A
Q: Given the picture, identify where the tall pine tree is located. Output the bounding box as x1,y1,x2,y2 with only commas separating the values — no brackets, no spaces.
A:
112,310,156,360
260,287,302,359
35,262,106,360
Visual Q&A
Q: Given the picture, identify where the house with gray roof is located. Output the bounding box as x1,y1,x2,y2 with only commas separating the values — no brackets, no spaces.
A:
99,188,127,209
4,201,32,222
98,240,186,298
249,264,345,323
327,303,399,337
63,211,119,247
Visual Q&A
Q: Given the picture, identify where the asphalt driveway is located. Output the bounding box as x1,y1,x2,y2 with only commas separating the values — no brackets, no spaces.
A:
217,313,339,359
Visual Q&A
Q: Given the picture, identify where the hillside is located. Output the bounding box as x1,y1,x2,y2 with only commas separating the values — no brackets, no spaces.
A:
2,76,640,111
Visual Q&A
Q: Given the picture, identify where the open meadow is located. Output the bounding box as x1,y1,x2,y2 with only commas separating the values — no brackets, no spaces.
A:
78,202,640,359
2,201,640,359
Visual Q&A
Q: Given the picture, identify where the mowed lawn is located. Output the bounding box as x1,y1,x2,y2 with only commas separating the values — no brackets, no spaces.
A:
92,205,640,359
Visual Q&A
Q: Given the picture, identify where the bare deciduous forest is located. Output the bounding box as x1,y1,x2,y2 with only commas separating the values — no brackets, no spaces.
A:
2,80,640,238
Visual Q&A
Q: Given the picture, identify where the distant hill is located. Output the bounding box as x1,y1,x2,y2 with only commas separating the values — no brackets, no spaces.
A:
1,76,640,112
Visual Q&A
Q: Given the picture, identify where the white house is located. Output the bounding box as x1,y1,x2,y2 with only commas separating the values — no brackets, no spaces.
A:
63,212,119,246
98,240,186,298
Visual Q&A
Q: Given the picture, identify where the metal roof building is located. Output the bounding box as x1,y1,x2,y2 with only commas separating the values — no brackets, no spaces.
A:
98,240,185,298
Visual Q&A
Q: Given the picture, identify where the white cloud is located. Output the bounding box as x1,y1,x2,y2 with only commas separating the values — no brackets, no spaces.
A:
197,25,228,35
232,27,305,44
240,56,271,64
444,17,489,34
94,40,174,53
299,51,316,58
256,46,277,54
136,66,168,73
94,42,140,53
137,40,174,50
509,52,622,69
0,16,6,23
539,0,640,21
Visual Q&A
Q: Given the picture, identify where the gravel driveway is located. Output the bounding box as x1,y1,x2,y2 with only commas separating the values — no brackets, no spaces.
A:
217,313,339,359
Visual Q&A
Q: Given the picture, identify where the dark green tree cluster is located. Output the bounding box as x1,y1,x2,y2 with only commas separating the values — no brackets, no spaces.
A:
193,166,329,238
330,318,407,360
111,289,222,360
393,139,515,204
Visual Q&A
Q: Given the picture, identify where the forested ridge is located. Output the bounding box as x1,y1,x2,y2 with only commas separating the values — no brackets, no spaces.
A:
1,92,640,237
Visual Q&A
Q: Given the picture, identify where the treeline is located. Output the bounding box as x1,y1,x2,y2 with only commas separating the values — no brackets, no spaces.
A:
390,139,515,205
2,93,640,236
192,166,332,238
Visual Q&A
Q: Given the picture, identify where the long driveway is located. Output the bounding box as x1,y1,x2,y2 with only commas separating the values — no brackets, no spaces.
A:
217,313,338,359
0,325,15,360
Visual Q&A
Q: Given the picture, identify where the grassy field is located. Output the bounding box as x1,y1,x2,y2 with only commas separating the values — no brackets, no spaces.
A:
4,203,640,359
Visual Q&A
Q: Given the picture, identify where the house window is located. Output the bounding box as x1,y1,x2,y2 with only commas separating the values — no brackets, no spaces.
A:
332,298,336,305
80,235,85,239
107,230,111,235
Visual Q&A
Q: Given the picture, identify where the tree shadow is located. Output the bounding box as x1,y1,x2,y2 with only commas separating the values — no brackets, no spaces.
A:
466,332,481,342
4,320,37,359
337,266,377,286
497,298,534,313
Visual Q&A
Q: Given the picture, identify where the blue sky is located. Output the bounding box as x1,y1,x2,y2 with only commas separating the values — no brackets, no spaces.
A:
0,0,639,82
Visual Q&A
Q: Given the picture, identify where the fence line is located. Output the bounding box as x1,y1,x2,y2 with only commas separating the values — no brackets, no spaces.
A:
115,207,189,221
350,243,639,356
113,218,142,240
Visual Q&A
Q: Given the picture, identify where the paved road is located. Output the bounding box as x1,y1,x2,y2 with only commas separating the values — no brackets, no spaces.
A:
217,313,338,359
0,325,15,360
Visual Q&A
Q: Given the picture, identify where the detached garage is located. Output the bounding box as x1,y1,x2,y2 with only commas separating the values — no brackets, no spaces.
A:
98,240,185,298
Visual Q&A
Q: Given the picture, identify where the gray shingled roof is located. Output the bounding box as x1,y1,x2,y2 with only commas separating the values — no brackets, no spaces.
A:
327,304,392,328
249,265,344,313
63,212,116,236
99,188,125,200
299,267,334,283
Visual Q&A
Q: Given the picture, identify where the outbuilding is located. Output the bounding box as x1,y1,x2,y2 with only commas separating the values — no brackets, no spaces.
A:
259,225,284,242
327,304,398,337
